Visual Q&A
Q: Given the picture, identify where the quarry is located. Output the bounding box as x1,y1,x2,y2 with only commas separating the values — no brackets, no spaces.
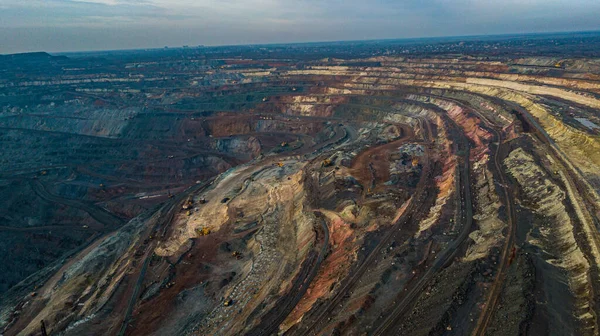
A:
2,34,600,335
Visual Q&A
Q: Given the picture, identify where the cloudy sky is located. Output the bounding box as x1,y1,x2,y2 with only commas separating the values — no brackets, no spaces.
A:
1,0,600,54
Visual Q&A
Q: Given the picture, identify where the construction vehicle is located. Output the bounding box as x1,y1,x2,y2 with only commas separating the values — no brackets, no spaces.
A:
196,227,211,236
182,199,193,210
232,251,243,259
322,159,332,167
224,298,234,306
276,162,284,167
186,210,192,216
412,158,419,167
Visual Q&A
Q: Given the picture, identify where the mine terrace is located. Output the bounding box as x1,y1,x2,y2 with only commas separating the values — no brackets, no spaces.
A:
2,31,600,335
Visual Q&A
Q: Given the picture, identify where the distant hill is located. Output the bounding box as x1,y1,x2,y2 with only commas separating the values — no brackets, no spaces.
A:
0,52,69,71
0,51,68,60
1,51,51,58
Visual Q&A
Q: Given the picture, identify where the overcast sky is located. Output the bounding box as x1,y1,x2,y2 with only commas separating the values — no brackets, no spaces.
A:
1,0,600,54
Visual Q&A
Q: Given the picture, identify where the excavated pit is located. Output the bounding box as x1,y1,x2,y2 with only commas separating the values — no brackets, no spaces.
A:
2,41,600,336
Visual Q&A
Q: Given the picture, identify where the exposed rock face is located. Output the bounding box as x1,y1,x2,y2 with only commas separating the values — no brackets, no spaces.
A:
281,209,355,332
278,95,349,117
0,107,139,138
505,148,595,335
3,45,600,336
211,136,262,158
416,95,505,260
7,215,147,335
192,165,317,335
465,161,505,261
415,115,456,236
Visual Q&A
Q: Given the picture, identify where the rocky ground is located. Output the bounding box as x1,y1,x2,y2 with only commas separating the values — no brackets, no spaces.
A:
2,37,600,335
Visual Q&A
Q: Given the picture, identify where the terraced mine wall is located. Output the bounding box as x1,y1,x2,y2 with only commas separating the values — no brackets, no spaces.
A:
2,39,600,335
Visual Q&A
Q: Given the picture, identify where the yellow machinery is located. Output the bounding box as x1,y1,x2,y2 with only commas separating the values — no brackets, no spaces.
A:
196,227,211,236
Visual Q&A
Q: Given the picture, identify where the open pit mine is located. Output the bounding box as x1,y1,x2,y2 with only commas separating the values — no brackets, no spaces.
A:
2,34,600,336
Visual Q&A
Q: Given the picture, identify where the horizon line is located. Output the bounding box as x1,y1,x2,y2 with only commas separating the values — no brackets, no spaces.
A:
3,29,600,57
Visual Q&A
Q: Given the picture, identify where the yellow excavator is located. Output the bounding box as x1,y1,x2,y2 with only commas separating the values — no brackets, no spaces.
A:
196,227,211,236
